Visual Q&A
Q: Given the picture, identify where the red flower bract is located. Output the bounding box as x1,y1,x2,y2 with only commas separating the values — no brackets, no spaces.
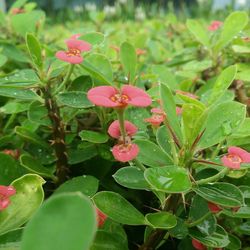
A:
221,146,250,170
87,85,152,108
108,120,137,139
56,39,91,64
208,202,222,214
208,20,223,31
0,185,16,211
95,207,107,227
192,239,207,250
112,143,139,162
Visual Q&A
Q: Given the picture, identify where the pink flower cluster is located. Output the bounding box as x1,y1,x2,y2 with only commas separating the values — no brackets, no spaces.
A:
208,20,223,31
55,34,91,64
221,146,250,170
0,185,16,211
87,85,152,162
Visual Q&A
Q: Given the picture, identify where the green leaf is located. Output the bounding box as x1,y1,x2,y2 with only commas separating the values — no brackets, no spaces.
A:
197,101,246,149
26,33,43,70
215,11,249,51
194,183,244,207
0,54,7,68
79,32,104,46
226,234,242,250
186,19,210,47
207,65,237,105
54,175,99,197
79,130,109,144
113,167,150,190
68,146,98,164
145,212,177,229
0,174,45,236
11,10,45,36
20,193,97,250
144,166,192,193
232,45,250,54
169,218,189,239
222,206,250,218
0,228,22,250
0,153,22,185
15,126,50,150
0,88,41,100
134,139,172,167
160,84,183,144
156,125,171,155
120,42,137,83
57,91,93,108
28,101,51,126
20,154,55,179
152,65,177,90
82,54,113,85
93,191,146,225
189,225,230,248
0,101,30,114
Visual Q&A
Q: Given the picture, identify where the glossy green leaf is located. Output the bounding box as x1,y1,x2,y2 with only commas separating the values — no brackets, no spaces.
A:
0,54,7,68
0,101,30,114
160,84,183,144
57,91,93,108
21,193,97,250
113,167,150,190
215,11,249,51
1,43,29,63
207,65,237,105
0,174,45,236
93,191,146,225
79,130,109,144
222,206,250,218
198,101,246,149
15,126,50,149
20,154,55,179
145,212,177,229
54,175,99,197
0,228,22,250
156,125,171,156
169,218,189,239
0,88,41,100
144,166,192,193
28,101,51,126
80,32,104,46
26,33,43,70
68,146,97,164
194,183,244,207
120,42,137,83
186,19,210,47
226,234,242,250
0,153,22,185
134,139,172,167
189,225,230,248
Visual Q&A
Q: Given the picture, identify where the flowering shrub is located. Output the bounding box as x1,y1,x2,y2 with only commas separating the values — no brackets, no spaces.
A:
0,1,250,250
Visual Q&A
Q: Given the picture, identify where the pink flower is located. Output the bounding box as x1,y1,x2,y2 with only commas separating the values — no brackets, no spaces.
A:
176,107,182,116
0,185,16,211
136,48,146,56
208,202,222,214
208,21,223,31
87,85,152,108
108,120,137,139
11,8,25,15
192,239,207,250
95,207,107,227
176,90,198,99
145,108,166,127
56,39,91,64
221,146,250,170
112,143,139,162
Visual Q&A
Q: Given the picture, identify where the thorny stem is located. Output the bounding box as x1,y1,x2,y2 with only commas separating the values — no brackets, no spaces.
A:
54,64,74,95
193,167,230,186
116,108,126,143
42,84,69,185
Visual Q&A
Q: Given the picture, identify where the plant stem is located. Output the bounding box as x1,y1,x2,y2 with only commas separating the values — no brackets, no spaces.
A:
3,113,16,133
211,140,224,159
187,212,211,227
133,158,146,171
194,167,229,186
116,108,126,143
42,84,69,185
54,64,74,94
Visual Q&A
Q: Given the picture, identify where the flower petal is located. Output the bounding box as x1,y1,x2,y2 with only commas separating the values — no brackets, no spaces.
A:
0,198,10,211
112,143,139,162
221,155,241,169
121,85,152,107
0,185,16,197
95,207,107,227
87,86,119,107
66,39,91,52
108,120,137,138
228,146,250,163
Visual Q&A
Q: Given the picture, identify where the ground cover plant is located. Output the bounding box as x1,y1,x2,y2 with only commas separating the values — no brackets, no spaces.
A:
0,0,250,249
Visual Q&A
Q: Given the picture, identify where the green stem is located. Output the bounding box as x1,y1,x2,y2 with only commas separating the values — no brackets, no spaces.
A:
3,113,16,133
133,158,146,171
194,167,230,186
116,108,126,143
211,140,224,159
187,212,211,227
163,121,178,165
55,64,74,94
